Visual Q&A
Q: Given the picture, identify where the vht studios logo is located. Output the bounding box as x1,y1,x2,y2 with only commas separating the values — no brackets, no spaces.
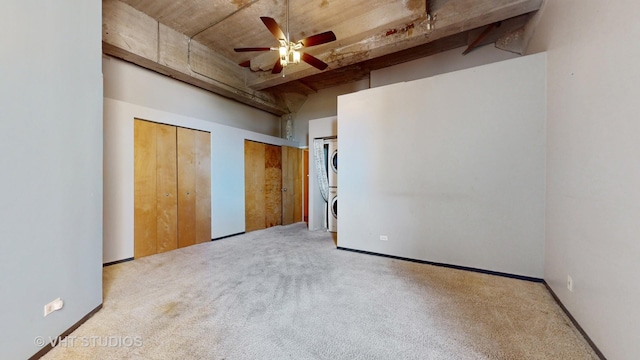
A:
34,335,143,348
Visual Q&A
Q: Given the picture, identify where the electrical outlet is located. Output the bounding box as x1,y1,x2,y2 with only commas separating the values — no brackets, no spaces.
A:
567,276,573,292
380,235,388,241
44,298,64,317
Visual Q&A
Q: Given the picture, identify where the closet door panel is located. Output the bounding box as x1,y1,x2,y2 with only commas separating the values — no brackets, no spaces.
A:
264,144,282,228
177,127,197,248
304,149,309,223
245,140,266,232
282,146,303,225
281,146,294,225
293,147,303,223
195,130,211,244
156,124,178,253
134,120,157,258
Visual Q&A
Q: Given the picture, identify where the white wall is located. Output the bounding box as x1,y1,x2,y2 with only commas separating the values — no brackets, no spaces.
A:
370,45,520,88
103,59,297,263
294,45,519,148
528,1,640,358
0,2,103,359
301,45,522,232
103,56,281,136
294,80,369,147
338,54,546,278
307,117,338,231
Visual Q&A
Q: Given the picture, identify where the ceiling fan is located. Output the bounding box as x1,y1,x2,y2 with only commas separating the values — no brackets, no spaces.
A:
234,1,336,75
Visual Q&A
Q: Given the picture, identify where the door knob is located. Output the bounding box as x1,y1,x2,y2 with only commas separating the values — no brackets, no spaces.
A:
283,188,287,192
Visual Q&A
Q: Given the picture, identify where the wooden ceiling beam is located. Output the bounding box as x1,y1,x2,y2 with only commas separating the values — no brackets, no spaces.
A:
464,13,530,53
103,0,291,115
105,0,543,114
246,0,543,90
462,22,500,55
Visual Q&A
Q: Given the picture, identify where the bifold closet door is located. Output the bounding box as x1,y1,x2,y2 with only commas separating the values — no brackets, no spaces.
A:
156,124,178,254
244,140,283,231
282,146,303,225
245,140,266,232
303,149,309,223
264,144,282,228
194,130,211,243
134,120,158,258
177,128,211,247
177,127,197,248
135,120,210,259
134,120,178,258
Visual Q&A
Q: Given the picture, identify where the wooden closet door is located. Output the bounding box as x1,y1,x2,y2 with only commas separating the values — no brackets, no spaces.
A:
303,149,309,223
195,130,211,243
134,120,158,258
156,124,178,253
264,144,282,228
281,146,302,225
245,140,266,232
135,121,207,257
177,127,196,248
293,147,303,223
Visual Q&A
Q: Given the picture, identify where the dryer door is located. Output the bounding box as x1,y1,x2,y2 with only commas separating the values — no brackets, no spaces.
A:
328,188,337,232
327,139,338,187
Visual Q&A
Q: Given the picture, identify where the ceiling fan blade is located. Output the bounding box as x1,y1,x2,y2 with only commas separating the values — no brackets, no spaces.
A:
272,60,283,74
239,60,251,67
234,47,272,52
299,31,336,47
261,17,287,40
301,52,329,71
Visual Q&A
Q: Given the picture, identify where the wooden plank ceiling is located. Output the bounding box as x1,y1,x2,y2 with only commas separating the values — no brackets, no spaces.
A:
103,0,543,115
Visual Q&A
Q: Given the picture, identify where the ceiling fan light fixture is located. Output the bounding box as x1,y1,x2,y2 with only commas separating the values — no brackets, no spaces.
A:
233,0,336,75
279,46,288,66
279,45,301,67
292,50,301,64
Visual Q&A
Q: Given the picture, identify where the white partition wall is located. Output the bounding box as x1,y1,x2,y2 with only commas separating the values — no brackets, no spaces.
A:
338,54,547,278
0,2,103,358
527,1,640,357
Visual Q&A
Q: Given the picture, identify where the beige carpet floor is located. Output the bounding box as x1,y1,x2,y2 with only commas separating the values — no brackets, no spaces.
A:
41,223,598,359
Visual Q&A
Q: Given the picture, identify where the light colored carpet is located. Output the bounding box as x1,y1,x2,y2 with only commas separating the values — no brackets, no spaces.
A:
42,223,598,359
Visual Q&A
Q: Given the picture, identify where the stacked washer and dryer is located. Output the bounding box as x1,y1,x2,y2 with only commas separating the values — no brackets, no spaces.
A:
326,138,338,232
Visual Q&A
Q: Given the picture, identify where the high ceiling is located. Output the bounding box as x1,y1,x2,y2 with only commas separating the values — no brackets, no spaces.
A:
103,0,543,115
